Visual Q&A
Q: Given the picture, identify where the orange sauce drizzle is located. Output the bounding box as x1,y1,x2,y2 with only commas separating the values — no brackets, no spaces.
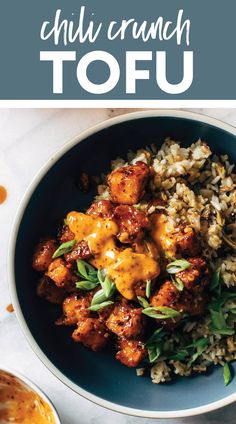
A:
67,211,160,300
150,213,176,257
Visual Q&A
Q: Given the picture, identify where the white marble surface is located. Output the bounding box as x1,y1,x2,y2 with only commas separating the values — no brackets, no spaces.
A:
1,108,236,424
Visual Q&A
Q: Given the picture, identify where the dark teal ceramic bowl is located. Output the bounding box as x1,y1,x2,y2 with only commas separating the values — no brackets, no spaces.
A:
9,110,236,418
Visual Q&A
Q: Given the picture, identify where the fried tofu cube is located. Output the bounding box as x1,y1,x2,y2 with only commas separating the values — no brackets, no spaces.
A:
106,299,145,339
151,278,208,329
176,257,210,291
56,292,92,326
72,318,110,351
86,200,114,219
108,161,149,205
57,225,75,243
46,258,74,287
151,281,180,309
65,240,91,263
112,205,149,243
32,239,58,272
175,226,200,257
116,338,147,367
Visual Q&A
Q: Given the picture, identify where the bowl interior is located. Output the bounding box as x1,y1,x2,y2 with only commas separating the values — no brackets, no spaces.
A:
13,116,236,414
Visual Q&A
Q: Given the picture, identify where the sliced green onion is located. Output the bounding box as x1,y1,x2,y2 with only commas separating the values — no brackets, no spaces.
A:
171,276,184,291
223,362,231,386
168,350,189,361
146,279,152,298
52,239,76,259
166,259,191,274
146,328,166,347
91,284,116,307
209,308,235,335
88,301,114,312
137,296,150,309
189,337,209,364
75,280,100,291
76,259,97,283
142,306,180,319
97,269,114,298
147,344,162,363
209,267,221,292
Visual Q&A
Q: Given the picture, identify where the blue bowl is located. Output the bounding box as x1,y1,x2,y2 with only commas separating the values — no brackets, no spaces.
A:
9,110,236,418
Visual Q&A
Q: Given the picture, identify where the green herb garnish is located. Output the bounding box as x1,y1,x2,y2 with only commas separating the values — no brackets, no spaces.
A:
88,301,114,312
189,337,209,364
147,344,162,363
166,259,191,274
137,296,150,309
209,309,234,335
142,306,180,319
167,337,209,363
171,276,184,291
133,203,142,210
76,259,97,283
90,284,116,307
208,290,236,311
97,269,114,298
223,362,231,386
209,267,221,294
146,279,152,298
52,239,76,259
146,328,166,346
75,280,100,291
168,350,189,361
145,328,166,363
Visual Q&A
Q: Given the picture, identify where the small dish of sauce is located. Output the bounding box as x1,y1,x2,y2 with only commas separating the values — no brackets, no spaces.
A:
0,369,60,424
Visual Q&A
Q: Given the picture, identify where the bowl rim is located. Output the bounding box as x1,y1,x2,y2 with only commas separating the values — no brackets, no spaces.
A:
8,109,236,419
0,366,61,423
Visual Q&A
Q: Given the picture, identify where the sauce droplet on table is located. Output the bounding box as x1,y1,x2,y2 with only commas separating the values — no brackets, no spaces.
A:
6,303,14,313
0,185,7,204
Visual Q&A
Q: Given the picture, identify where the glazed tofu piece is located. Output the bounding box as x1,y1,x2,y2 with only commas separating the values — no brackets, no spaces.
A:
57,225,75,243
36,276,67,304
108,161,149,205
98,303,114,322
151,281,180,310
56,292,92,326
65,240,91,263
72,318,110,351
32,239,58,272
176,257,210,291
175,226,200,257
86,200,114,219
112,205,149,243
106,299,145,339
150,214,200,259
116,338,147,367
151,279,207,328
46,258,75,288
